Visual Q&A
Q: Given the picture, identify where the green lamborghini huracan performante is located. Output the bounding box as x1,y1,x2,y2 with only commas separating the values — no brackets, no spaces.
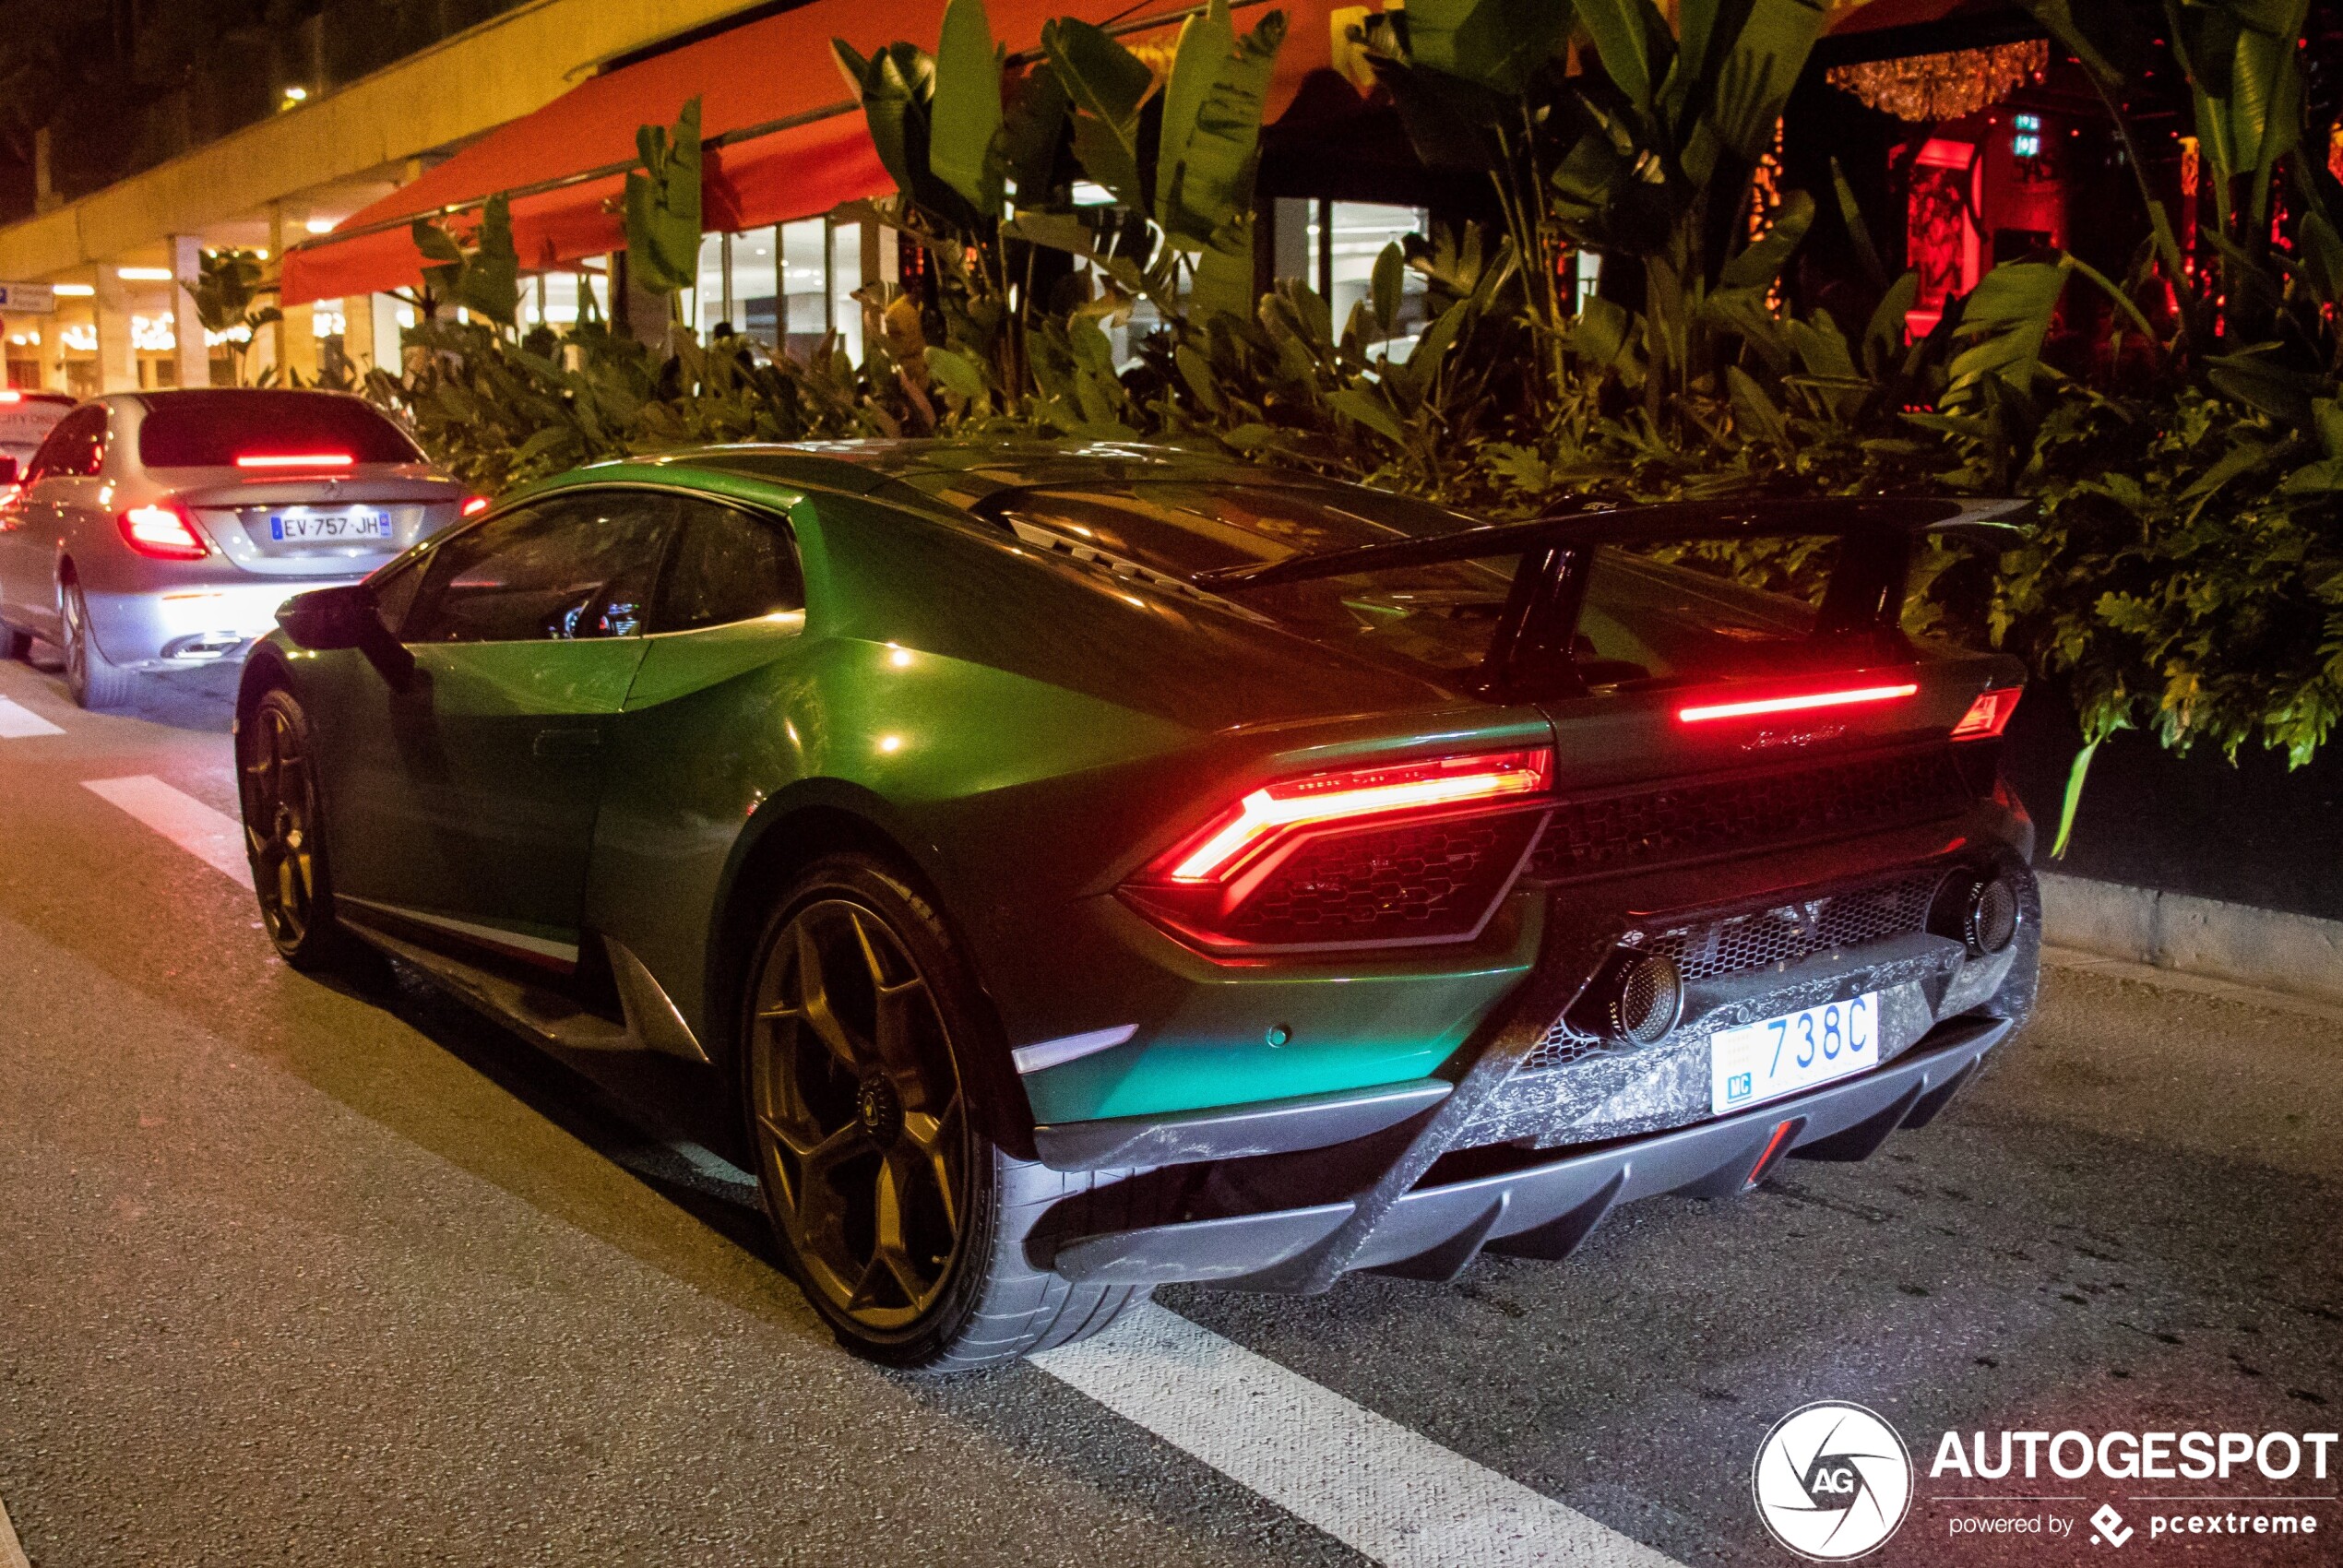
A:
237,441,2040,1370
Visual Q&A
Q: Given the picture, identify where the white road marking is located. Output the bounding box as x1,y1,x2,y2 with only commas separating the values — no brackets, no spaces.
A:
0,696,63,738
0,1486,30,1568
66,762,1687,1568
81,775,253,891
1033,1303,1683,1568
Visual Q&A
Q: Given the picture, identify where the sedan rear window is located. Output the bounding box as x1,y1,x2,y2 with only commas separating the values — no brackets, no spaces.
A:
137,391,422,469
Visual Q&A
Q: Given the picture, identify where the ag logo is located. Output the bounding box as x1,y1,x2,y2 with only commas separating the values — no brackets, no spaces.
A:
1752,1401,1913,1561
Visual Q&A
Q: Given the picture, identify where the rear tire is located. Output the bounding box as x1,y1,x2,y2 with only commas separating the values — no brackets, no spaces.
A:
0,617,28,661
238,685,367,975
62,579,136,710
742,853,1148,1372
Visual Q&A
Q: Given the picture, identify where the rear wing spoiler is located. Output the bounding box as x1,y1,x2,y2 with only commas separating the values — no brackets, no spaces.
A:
1191,496,2032,702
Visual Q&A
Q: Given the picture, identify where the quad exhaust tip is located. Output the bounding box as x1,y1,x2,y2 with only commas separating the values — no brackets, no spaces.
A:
1933,869,2020,956
1590,950,1684,1048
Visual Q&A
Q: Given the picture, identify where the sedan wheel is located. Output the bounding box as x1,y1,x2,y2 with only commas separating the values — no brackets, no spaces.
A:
750,895,969,1334
61,580,135,710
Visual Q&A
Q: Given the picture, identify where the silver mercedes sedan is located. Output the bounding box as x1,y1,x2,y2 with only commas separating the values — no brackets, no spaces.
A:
0,388,473,707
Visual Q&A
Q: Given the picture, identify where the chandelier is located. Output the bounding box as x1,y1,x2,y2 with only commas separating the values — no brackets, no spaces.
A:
1826,40,2050,122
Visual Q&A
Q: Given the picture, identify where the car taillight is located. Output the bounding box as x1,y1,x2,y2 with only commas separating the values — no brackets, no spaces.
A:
460,494,490,517
235,452,353,470
1676,682,1920,724
1951,685,2022,740
1121,747,1553,950
117,503,209,560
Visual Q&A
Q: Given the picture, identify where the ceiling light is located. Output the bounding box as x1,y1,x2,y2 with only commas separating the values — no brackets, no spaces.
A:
117,267,173,282
303,217,337,235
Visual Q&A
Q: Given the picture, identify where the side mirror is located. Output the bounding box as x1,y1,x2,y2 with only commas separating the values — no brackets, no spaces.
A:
0,456,19,486
277,584,416,689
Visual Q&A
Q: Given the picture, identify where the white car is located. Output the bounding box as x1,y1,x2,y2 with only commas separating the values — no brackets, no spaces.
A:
0,389,74,483
0,388,473,707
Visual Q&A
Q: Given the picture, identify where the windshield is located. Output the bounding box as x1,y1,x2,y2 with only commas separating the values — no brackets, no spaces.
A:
990,481,1822,687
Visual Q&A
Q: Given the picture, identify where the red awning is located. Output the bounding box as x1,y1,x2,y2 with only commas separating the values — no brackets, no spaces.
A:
282,0,1340,304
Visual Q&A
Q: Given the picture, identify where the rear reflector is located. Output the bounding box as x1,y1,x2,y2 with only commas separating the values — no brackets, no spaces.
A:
1745,1120,1800,1188
1951,685,2023,740
235,452,354,470
1677,683,1920,725
117,504,208,560
1160,749,1552,885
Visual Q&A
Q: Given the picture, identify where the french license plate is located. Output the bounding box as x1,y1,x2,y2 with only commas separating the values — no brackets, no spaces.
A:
1710,993,1877,1114
268,508,391,542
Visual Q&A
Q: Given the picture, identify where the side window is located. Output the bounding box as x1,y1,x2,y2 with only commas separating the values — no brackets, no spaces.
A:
368,552,428,637
27,407,103,482
652,496,805,634
401,492,677,644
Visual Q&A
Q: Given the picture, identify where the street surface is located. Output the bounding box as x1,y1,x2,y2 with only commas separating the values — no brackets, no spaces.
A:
0,648,2335,1567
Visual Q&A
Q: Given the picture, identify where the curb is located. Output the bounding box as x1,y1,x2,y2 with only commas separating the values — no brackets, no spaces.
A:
2037,871,2343,1010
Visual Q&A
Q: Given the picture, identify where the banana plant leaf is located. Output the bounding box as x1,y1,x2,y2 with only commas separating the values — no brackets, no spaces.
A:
1041,18,1155,213
1155,0,1286,251
1401,0,1576,97
623,100,703,295
931,0,1005,218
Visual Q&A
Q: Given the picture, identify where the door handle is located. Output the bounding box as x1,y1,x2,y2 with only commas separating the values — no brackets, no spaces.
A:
532,726,603,758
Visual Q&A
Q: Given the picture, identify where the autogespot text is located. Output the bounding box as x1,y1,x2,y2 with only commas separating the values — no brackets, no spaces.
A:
1930,1428,2339,1481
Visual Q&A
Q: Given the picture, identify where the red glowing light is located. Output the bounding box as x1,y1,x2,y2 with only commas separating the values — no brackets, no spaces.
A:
235,452,354,470
1676,683,1920,725
117,504,209,560
460,494,490,517
1952,685,2023,740
1154,749,1553,886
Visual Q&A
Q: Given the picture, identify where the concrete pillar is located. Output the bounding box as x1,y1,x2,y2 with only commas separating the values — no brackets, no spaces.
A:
372,294,409,376
267,206,317,383
43,300,69,392
279,301,318,385
342,291,375,374
170,235,208,389
94,268,137,394
268,208,287,370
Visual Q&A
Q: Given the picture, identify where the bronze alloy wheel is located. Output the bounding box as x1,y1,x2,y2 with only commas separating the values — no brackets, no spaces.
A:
748,894,971,1336
242,695,320,952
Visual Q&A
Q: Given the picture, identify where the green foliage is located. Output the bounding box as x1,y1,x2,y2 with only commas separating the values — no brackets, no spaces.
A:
412,193,521,327
183,246,280,384
623,99,704,295
364,0,2343,859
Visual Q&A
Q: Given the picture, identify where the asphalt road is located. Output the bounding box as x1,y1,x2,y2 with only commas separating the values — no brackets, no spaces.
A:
0,647,2335,1568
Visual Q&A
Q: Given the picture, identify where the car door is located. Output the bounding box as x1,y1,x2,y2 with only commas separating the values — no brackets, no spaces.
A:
0,406,101,640
587,492,810,1021
323,487,679,968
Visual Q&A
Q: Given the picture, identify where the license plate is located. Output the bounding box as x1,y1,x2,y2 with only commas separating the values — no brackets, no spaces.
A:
268,509,391,542
1710,993,1878,1114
